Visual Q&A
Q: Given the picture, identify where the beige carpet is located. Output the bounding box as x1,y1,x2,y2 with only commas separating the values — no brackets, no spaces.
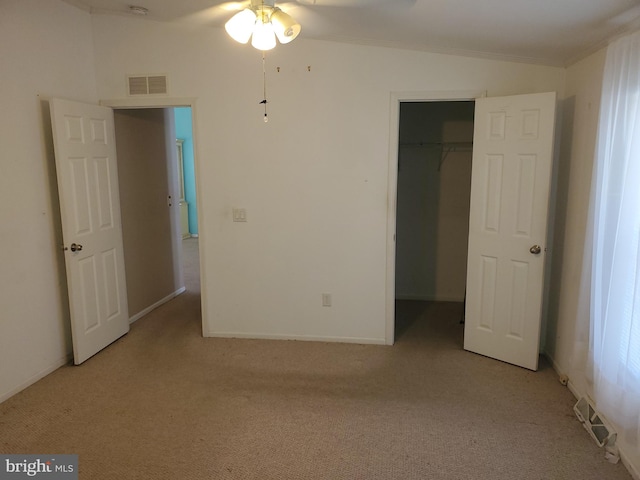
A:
0,238,632,479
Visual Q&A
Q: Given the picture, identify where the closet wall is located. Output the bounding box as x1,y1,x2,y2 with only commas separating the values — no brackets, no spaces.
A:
395,101,475,302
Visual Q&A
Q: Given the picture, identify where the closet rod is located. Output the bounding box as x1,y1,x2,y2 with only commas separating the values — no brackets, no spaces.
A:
398,142,473,171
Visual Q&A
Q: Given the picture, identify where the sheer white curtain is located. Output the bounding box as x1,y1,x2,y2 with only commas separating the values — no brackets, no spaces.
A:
589,30,640,447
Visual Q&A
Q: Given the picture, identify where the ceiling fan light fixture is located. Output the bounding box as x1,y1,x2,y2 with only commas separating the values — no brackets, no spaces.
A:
225,1,300,50
225,8,257,44
271,8,301,44
251,20,277,50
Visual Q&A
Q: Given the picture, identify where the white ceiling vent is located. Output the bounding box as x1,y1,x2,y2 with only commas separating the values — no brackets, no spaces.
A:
127,75,168,96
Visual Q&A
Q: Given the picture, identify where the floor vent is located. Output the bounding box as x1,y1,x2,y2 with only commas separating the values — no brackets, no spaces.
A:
127,75,168,96
574,397,619,463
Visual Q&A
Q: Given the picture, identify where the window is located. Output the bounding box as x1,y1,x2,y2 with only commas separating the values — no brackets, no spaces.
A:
588,30,640,439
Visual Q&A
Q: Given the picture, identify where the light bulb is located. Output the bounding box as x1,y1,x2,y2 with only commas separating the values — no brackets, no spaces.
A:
225,9,257,44
264,114,269,123
251,20,276,51
271,8,301,44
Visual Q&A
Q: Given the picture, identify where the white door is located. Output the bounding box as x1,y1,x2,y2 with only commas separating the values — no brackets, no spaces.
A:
50,98,129,365
464,92,556,371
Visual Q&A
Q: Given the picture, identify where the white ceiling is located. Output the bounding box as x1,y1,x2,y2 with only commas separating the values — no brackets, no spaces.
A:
63,0,640,66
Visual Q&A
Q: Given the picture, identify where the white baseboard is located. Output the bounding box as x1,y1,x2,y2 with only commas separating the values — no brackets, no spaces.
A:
204,331,386,345
2,286,185,403
621,450,640,480
129,286,186,324
0,353,72,404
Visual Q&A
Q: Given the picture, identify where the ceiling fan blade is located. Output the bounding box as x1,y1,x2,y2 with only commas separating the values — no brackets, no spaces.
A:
177,1,249,25
278,2,332,33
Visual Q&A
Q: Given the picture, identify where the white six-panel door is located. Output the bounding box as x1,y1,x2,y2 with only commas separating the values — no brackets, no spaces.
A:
464,92,556,371
50,98,129,365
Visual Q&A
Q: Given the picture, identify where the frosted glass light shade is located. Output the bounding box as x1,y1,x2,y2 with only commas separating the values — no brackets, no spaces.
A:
251,21,276,50
225,9,257,44
271,8,301,44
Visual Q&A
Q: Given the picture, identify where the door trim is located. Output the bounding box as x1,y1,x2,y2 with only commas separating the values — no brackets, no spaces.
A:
385,90,486,345
101,97,207,336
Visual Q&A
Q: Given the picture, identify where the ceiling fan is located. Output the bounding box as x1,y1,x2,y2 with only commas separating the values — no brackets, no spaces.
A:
187,0,415,50
224,0,301,50
181,0,415,121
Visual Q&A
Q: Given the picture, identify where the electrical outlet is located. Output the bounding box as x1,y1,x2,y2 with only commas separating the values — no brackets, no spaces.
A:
232,208,247,222
322,293,332,307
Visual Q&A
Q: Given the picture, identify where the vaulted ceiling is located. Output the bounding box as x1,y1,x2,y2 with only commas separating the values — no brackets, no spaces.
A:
64,0,640,66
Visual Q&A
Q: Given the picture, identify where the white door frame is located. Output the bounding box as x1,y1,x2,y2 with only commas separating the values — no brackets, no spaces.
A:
100,97,207,335
385,90,486,345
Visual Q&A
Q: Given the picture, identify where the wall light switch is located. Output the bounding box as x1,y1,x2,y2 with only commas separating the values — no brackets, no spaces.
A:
322,293,332,307
233,208,247,222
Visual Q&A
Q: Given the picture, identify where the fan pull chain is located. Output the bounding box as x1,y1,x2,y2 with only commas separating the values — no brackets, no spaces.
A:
261,51,268,123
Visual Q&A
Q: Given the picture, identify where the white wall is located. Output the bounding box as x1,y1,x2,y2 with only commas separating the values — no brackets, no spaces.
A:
91,15,566,344
0,1,568,402
0,0,98,401
545,49,606,384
